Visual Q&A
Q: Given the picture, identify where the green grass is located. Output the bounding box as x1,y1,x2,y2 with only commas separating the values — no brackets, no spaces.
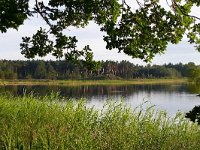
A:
0,94,200,149
0,78,187,86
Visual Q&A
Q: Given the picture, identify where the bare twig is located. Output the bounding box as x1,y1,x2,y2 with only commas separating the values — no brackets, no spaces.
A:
35,0,53,28
135,0,143,8
166,0,172,9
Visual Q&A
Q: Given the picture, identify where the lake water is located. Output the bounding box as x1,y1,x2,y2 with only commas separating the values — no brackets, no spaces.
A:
1,83,200,115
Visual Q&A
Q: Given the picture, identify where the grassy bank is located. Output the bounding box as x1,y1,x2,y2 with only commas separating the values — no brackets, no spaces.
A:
0,94,200,149
0,78,187,86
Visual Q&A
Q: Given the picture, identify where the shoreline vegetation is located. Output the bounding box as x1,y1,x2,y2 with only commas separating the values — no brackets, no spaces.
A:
0,78,188,86
0,94,200,149
0,60,194,81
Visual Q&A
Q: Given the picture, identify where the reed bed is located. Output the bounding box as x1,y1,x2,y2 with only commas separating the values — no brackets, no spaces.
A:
0,78,187,86
0,94,200,149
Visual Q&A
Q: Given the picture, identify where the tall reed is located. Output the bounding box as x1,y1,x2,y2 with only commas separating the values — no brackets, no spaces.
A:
0,94,199,149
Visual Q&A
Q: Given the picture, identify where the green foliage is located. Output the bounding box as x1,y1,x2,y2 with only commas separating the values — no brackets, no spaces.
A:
191,0,200,6
0,60,194,80
0,0,30,32
0,94,200,149
103,1,193,62
46,62,57,80
34,61,47,79
187,65,200,83
21,28,54,58
186,105,200,124
1,0,200,67
20,0,120,70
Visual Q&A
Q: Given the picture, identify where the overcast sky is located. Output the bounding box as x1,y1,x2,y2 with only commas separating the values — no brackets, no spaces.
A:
1,0,200,65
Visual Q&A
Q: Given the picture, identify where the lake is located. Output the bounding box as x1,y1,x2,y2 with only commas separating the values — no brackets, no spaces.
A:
1,83,200,115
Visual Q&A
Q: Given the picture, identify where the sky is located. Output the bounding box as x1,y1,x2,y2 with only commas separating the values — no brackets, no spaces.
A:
0,0,200,65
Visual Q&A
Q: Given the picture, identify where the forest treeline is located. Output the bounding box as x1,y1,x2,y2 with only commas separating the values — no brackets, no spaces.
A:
0,60,197,80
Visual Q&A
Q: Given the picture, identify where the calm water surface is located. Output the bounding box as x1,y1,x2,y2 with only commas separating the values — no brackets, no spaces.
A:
1,83,200,115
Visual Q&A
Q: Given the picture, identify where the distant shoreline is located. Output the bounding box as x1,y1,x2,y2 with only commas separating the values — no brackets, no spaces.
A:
0,78,188,86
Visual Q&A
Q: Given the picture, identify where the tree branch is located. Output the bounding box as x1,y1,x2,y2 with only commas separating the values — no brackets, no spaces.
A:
172,0,200,21
34,0,53,29
135,0,143,8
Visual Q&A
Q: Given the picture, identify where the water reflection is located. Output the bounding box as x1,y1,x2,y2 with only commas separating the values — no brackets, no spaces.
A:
0,84,200,115
187,84,200,94
0,84,187,97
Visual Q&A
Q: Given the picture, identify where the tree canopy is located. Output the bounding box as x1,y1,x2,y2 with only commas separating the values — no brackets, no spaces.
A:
1,0,200,69
0,60,193,80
